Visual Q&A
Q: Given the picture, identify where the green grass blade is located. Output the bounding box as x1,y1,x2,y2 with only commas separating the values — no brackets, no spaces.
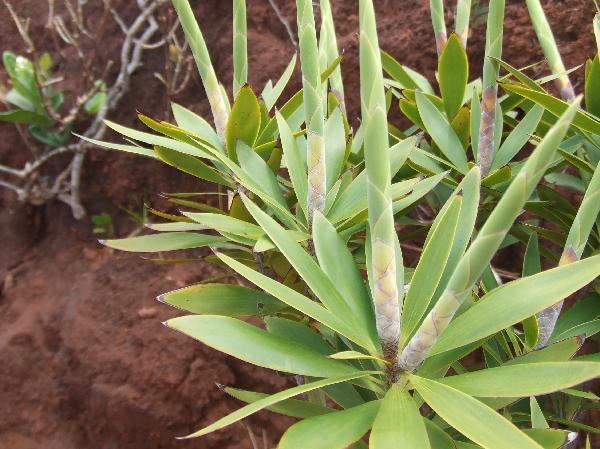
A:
224,386,332,418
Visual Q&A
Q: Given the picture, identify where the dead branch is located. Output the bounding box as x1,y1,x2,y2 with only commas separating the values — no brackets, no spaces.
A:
0,0,167,218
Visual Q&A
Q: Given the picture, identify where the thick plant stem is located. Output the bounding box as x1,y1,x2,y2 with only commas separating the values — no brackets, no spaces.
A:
430,0,447,57
476,0,505,177
319,0,345,112
526,0,576,102
398,102,578,372
297,0,326,226
233,0,248,98
536,163,600,348
455,0,472,48
360,0,401,365
173,0,229,143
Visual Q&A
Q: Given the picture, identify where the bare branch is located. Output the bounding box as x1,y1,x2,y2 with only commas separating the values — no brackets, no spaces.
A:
267,0,299,51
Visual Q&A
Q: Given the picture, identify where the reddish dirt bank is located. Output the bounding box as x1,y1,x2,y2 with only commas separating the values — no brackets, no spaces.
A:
0,1,596,448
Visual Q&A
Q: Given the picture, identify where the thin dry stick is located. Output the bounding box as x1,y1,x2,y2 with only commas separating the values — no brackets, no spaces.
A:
268,0,299,51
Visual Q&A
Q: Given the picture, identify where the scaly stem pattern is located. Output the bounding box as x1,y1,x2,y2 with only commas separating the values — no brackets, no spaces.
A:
526,0,576,102
398,102,578,372
173,0,229,144
536,163,600,347
360,0,402,365
477,0,505,177
297,0,326,226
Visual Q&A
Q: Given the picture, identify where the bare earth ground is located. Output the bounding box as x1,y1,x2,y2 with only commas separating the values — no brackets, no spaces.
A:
0,1,596,448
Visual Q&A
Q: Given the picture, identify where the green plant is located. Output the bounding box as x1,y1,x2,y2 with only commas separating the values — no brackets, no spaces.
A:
91,212,114,237
89,0,599,447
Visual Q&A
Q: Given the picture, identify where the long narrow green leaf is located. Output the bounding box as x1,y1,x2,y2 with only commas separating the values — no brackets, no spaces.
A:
262,54,297,111
370,384,431,449
79,135,156,158
455,0,472,48
399,101,578,371
525,0,575,102
178,372,369,438
171,102,222,150
104,120,214,160
431,254,600,355
491,105,544,170
360,0,402,359
401,195,462,346
166,315,357,378
154,146,232,186
173,0,228,141
416,91,469,173
232,0,247,97
319,0,344,108
278,401,380,449
411,376,544,449
239,194,376,350
313,211,378,346
297,0,326,222
158,283,286,316
214,252,368,349
501,83,600,135
430,0,447,56
477,0,505,176
224,385,333,419
439,362,600,397
100,232,228,252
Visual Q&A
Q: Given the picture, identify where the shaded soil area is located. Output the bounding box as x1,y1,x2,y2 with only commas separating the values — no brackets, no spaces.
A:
0,1,596,448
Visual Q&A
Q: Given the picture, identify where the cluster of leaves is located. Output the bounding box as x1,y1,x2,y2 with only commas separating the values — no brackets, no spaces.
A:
90,0,600,448
0,51,106,146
